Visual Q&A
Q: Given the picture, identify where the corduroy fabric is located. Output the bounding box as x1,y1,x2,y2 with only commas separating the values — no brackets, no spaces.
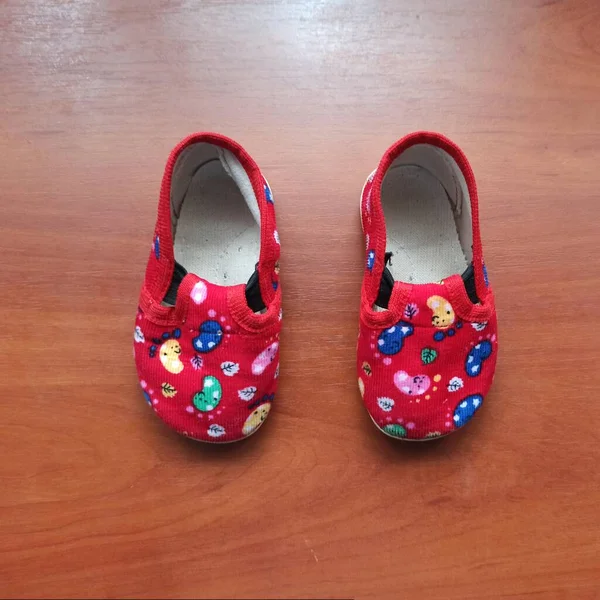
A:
135,133,281,442
357,132,498,440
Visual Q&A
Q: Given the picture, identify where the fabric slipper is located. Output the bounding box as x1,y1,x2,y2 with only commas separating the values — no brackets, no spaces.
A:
134,133,281,442
357,132,498,440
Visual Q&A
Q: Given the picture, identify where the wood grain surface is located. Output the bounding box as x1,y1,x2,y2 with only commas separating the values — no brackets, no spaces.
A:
1,1,599,598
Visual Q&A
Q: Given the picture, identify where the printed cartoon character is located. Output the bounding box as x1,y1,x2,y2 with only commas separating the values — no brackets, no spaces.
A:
427,295,455,329
377,321,414,355
149,329,183,375
251,342,279,375
394,371,431,396
160,340,183,374
192,376,222,411
192,320,223,353
242,403,271,436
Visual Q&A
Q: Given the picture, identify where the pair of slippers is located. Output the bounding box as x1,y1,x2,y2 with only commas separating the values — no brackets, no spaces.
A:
134,132,498,443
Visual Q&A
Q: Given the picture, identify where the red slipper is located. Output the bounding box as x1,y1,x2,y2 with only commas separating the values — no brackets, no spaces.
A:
357,132,498,440
134,133,281,442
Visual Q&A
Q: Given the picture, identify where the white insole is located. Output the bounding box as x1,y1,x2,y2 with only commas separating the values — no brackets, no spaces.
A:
381,164,468,284
173,160,260,286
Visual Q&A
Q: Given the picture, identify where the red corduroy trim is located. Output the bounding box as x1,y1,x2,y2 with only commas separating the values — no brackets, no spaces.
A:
362,131,488,313
227,285,281,334
143,132,278,310
360,281,412,329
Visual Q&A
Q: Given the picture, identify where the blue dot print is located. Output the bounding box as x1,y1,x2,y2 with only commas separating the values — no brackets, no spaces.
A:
192,320,223,353
465,340,493,377
377,321,414,355
453,394,483,427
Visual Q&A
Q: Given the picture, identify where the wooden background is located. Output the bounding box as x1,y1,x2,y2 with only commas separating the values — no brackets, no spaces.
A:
1,1,599,598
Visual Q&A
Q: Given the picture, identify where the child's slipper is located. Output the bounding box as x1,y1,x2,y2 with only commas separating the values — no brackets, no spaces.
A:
134,133,281,442
357,132,498,440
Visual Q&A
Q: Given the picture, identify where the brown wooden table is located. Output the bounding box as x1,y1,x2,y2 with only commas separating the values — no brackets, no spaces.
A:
1,1,599,598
